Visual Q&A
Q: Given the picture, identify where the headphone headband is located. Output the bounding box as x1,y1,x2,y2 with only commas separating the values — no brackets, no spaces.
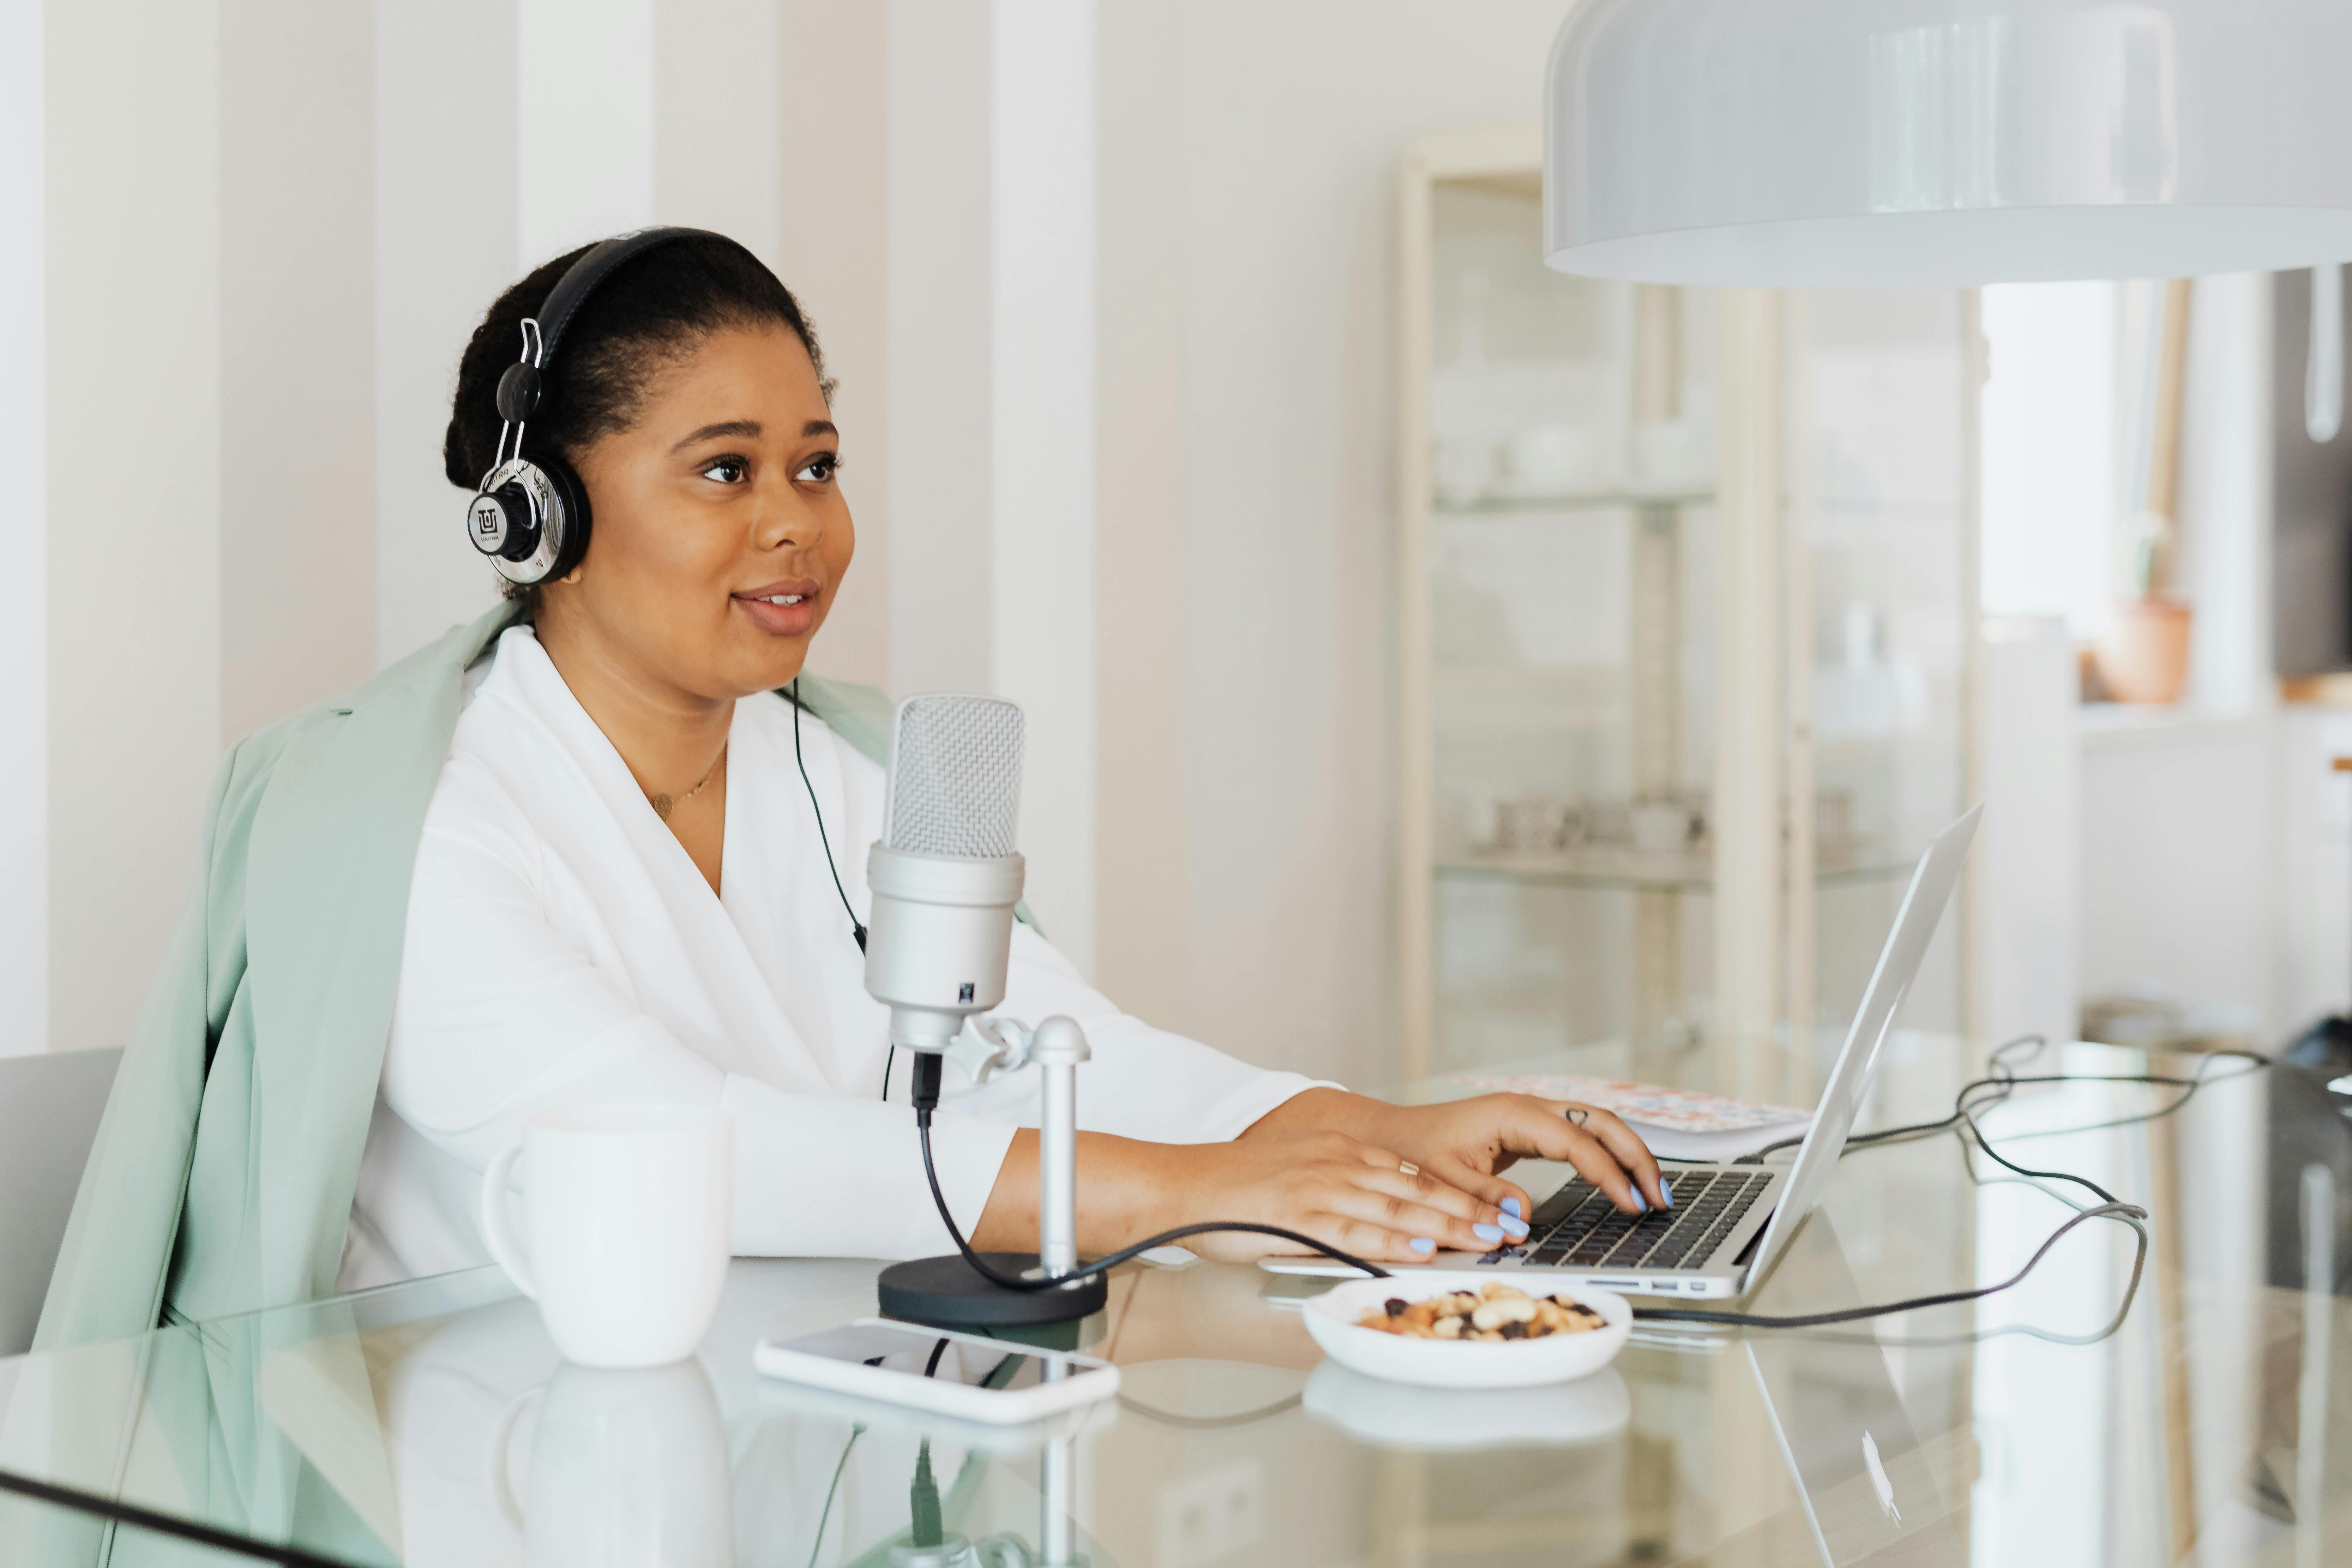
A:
532,226,748,367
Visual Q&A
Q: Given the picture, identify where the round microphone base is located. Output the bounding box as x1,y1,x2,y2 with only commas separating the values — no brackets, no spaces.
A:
877,1254,1108,1328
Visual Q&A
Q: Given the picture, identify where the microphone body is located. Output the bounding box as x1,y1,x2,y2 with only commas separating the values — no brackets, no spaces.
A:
860,694,1027,1056
863,844,1022,1052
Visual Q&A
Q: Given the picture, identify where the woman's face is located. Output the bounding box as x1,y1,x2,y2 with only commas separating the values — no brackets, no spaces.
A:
546,324,852,702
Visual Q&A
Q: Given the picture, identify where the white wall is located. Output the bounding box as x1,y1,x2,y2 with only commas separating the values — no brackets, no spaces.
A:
991,0,1099,976
375,0,515,666
1976,618,2080,1051
2077,714,2276,1027
2176,274,2274,713
221,0,377,743
884,0,1102,974
1092,0,1565,1083
885,0,996,701
0,0,45,1055
656,0,782,263
46,0,223,1055
518,0,655,263
1980,282,2117,636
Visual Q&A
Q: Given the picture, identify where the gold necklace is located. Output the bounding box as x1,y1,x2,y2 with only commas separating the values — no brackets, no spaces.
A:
648,744,726,823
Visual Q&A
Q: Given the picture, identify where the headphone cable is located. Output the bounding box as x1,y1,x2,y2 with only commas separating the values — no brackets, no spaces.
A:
787,677,891,1099
788,678,869,955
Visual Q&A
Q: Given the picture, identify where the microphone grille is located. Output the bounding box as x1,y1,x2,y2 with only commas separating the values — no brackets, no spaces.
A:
883,694,1025,858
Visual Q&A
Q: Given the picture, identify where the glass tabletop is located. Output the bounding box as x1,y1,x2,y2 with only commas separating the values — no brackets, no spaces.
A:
2,1040,2347,1567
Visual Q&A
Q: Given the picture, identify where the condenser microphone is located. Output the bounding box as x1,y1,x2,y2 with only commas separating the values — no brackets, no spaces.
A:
861,695,1026,1054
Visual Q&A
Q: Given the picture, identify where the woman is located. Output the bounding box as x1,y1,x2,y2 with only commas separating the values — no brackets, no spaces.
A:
41,232,1664,1346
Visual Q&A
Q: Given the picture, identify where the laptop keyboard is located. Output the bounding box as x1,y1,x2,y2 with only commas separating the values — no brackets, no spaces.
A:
1476,1169,1773,1271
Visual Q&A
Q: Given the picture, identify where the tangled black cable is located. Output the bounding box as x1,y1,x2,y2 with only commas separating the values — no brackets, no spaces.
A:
1636,1034,2268,1328
1632,1199,2148,1328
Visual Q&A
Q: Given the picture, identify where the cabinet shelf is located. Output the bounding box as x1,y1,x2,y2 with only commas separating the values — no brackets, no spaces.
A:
1432,489,1712,517
1395,129,1974,1088
1435,847,1913,894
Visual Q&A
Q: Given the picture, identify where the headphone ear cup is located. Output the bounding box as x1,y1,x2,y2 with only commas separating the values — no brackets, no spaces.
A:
539,454,591,581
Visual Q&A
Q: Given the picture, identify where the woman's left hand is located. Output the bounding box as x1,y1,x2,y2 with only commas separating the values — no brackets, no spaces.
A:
1249,1090,1670,1236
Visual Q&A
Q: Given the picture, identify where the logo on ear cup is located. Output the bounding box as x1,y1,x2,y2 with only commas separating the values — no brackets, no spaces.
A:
468,458,567,584
468,493,510,552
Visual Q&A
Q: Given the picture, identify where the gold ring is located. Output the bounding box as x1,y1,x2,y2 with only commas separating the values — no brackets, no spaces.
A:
1398,1161,1420,1177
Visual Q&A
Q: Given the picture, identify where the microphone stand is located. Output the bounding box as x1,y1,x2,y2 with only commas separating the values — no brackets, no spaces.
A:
878,1015,1108,1327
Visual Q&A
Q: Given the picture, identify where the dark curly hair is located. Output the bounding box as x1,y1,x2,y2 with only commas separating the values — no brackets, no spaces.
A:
444,232,827,608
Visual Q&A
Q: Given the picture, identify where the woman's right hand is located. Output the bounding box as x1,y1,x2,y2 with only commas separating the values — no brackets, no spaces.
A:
1152,1129,1527,1265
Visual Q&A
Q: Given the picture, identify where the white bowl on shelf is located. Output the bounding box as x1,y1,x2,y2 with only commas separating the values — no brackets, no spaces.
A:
1299,1273,1632,1389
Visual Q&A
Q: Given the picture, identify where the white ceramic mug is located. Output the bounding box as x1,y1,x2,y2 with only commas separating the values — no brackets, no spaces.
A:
478,1104,734,1368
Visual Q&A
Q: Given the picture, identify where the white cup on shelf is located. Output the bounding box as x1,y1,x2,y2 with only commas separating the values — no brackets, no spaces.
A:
477,1104,734,1369
1502,423,1603,493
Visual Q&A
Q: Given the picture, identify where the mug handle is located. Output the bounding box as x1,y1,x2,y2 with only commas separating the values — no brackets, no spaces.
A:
478,1142,539,1299
486,1384,543,1531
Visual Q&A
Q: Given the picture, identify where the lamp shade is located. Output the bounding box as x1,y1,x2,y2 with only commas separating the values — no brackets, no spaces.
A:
1545,0,2352,286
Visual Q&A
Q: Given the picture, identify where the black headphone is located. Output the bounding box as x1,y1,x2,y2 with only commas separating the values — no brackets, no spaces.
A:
463,226,735,584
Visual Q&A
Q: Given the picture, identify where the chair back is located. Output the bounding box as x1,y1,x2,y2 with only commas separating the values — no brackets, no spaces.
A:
0,1047,122,1355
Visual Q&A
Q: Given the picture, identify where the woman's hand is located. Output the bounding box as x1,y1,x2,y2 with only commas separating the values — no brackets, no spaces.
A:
974,1090,1667,1266
1248,1089,1670,1233
1149,1129,1531,1265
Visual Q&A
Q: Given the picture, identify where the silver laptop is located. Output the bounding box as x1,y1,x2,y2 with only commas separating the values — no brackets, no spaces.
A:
1268,804,1980,1299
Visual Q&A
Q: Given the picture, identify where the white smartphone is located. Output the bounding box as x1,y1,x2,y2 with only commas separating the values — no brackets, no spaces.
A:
754,1319,1122,1425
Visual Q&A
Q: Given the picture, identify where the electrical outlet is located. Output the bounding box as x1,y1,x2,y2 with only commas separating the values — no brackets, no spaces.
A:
1156,1461,1263,1568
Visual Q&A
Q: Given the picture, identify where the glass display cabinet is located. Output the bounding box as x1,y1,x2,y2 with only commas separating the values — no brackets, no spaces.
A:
1395,127,1978,1103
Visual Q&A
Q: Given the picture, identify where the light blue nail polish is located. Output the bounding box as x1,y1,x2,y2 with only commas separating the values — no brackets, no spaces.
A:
1409,1237,1437,1254
1661,1179,1674,1208
1501,1197,1523,1219
1473,1222,1505,1244
1632,1191,1649,1214
1500,1214,1530,1238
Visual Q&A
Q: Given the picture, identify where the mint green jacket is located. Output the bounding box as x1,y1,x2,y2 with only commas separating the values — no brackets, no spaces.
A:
34,605,898,1352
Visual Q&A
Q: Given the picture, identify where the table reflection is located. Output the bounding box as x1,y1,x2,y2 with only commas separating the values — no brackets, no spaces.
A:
3,1041,2351,1566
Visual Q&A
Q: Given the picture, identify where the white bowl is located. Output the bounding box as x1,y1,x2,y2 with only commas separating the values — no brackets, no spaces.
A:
1300,1274,1632,1389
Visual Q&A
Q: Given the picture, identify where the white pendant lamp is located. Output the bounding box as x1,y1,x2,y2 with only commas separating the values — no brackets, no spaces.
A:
1545,0,2352,287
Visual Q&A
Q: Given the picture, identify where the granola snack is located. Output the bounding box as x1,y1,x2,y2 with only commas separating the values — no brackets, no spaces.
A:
1353,1281,1608,1342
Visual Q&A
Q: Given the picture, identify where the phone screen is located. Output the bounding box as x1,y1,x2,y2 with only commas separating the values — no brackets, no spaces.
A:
780,1324,1055,1390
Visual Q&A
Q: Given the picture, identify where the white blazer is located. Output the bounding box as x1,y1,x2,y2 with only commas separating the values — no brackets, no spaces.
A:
338,627,1323,1291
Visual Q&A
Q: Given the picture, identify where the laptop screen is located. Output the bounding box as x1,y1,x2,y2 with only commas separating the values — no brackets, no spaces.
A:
1739,805,1981,1285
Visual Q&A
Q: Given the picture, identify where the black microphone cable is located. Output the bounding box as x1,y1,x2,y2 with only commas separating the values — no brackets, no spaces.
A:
906,1052,1392,1288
